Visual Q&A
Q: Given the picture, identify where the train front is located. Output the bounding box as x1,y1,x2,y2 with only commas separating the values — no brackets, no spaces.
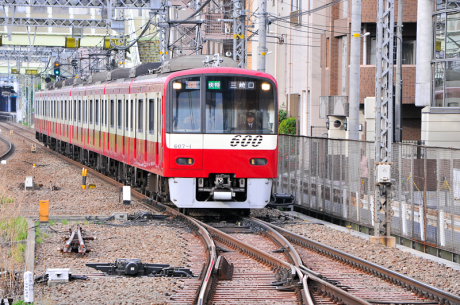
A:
164,68,278,209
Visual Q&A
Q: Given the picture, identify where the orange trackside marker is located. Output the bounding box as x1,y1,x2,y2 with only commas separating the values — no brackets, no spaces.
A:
39,200,49,222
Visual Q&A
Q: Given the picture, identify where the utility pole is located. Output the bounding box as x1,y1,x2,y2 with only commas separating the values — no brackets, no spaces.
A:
374,0,395,246
233,0,246,68
394,0,403,142
257,0,267,72
348,0,361,140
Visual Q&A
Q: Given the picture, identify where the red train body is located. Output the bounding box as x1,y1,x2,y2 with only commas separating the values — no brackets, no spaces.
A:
34,58,278,209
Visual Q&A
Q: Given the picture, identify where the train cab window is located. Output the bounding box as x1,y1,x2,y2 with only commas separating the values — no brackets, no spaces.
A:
110,100,114,128
95,100,99,125
138,99,143,132
90,100,93,124
125,100,129,131
130,100,134,131
149,99,155,134
117,99,122,129
204,76,276,134
171,77,201,132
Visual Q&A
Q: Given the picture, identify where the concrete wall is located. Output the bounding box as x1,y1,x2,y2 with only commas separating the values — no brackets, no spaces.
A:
422,107,460,148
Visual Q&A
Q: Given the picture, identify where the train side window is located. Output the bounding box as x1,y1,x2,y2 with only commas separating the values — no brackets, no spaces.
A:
78,100,81,122
60,100,63,120
90,100,93,124
138,99,143,132
125,100,129,131
130,100,134,131
95,100,99,125
148,99,154,134
83,100,87,123
74,100,77,122
117,99,122,129
65,100,67,120
105,100,108,126
54,100,56,118
110,100,114,128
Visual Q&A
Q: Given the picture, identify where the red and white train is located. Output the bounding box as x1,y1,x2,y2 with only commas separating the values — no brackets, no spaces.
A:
34,56,278,210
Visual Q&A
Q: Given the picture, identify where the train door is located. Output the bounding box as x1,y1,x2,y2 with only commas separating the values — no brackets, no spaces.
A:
157,92,163,168
116,95,124,157
89,97,94,148
59,97,62,138
102,98,108,155
124,95,129,160
137,93,147,164
95,97,100,150
146,92,155,168
71,98,76,143
128,96,135,165
108,95,116,155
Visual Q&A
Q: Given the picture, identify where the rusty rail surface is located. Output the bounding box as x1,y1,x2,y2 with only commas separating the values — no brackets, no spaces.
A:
0,122,217,305
262,220,460,305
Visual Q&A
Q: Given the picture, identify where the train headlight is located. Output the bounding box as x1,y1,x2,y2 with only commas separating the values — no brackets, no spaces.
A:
173,82,182,90
250,158,267,166
176,158,194,165
261,83,270,91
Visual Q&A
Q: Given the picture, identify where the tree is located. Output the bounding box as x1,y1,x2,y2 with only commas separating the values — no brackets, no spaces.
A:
279,109,287,125
279,117,296,135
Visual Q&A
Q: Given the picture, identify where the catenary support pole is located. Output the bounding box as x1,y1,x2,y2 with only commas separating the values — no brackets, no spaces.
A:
257,0,267,72
348,0,361,140
395,0,403,142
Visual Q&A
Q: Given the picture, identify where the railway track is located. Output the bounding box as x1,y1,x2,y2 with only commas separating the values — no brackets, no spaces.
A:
4,122,460,304
0,133,14,161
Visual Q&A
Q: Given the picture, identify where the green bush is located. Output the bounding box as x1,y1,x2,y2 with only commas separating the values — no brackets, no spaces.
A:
279,117,296,135
278,109,287,125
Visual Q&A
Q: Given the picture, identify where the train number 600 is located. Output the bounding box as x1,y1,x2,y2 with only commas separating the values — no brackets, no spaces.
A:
230,135,263,147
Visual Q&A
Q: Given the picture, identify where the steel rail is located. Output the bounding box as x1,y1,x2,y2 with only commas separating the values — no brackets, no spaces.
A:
263,220,460,305
247,217,370,305
0,134,13,161
0,122,217,305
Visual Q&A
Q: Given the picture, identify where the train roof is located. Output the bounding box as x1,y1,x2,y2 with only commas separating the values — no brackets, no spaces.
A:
38,55,276,97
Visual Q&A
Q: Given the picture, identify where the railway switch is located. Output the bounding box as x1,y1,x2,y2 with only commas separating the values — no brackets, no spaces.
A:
86,259,194,277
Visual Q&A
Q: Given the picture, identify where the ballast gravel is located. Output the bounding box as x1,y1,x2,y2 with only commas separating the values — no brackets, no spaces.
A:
0,125,202,304
283,222,460,296
33,222,189,304
0,125,144,216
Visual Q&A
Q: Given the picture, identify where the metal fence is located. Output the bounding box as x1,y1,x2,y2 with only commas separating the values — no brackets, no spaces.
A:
277,135,460,256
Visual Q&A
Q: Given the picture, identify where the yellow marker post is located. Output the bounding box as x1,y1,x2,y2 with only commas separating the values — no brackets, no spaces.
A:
39,200,49,223
82,168,87,190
